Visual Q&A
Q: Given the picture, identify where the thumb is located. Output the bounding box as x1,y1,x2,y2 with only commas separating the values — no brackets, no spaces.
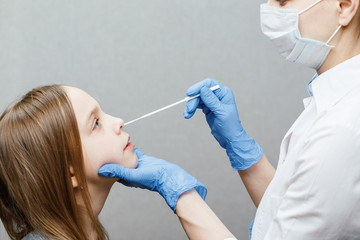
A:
134,147,144,159
98,163,133,179
200,86,222,114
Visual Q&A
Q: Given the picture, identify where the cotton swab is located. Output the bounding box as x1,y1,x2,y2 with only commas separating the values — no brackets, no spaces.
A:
124,85,220,126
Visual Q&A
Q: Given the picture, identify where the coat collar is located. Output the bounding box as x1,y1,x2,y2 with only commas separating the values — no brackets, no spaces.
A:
309,54,360,115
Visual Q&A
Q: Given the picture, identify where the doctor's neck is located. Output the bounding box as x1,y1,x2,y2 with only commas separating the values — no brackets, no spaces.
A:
318,30,360,74
317,17,360,75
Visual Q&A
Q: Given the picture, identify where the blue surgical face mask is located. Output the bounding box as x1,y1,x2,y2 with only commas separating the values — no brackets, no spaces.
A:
260,0,342,70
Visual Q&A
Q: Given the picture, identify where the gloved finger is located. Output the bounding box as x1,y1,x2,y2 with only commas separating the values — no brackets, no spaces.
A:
217,86,236,105
98,163,131,179
134,147,144,159
212,85,228,102
183,108,194,119
99,164,147,189
183,97,200,119
186,78,222,97
200,86,222,114
118,179,146,189
197,100,205,109
202,105,211,115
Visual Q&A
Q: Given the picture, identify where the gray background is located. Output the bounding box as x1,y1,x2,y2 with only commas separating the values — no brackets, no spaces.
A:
0,0,314,239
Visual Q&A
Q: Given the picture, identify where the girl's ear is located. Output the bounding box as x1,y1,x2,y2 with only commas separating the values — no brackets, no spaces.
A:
70,166,79,188
336,0,360,26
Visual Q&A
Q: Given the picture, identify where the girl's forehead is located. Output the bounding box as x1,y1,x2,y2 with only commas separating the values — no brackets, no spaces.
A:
63,86,96,105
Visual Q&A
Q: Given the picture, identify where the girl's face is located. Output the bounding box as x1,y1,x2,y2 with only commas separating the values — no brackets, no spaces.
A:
64,86,138,186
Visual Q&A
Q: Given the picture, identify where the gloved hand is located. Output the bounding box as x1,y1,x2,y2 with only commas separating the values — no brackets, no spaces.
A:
98,147,207,213
183,78,263,170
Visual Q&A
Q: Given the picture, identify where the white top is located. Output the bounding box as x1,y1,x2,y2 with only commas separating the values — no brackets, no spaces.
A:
251,54,360,240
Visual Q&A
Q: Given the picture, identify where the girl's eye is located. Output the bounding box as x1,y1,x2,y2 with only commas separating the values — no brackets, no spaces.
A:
93,119,99,129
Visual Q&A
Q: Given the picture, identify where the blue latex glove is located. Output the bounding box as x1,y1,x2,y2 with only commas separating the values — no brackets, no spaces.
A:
183,78,263,170
98,147,207,212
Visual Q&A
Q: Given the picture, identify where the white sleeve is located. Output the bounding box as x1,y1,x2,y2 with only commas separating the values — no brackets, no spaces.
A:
263,124,360,239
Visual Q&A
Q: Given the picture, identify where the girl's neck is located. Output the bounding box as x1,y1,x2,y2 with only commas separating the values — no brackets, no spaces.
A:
75,180,114,239
83,216,98,240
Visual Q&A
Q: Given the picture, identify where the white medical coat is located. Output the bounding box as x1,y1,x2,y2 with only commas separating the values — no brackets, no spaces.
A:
251,54,360,240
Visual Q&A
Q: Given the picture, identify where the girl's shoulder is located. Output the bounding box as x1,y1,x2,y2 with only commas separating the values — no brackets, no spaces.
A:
22,231,49,240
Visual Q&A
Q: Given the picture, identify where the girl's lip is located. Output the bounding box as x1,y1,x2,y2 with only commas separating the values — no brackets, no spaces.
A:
124,142,135,151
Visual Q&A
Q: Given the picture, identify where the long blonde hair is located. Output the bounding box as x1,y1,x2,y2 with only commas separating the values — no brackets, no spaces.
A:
0,85,108,240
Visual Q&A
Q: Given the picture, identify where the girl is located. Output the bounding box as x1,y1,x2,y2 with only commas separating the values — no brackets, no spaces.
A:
0,85,218,240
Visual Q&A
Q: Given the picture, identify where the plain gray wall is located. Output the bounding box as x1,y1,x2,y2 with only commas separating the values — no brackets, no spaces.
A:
0,0,315,239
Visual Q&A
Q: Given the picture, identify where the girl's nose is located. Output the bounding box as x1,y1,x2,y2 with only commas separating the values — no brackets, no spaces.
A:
114,117,124,134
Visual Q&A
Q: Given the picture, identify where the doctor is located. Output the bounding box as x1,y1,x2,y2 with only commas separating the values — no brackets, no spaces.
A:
99,0,360,239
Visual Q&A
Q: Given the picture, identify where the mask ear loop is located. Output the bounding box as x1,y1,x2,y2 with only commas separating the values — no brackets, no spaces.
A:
326,25,342,45
299,0,323,14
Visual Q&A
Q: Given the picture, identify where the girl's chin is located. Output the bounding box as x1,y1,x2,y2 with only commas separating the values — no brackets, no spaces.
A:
122,152,138,169
122,158,138,169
